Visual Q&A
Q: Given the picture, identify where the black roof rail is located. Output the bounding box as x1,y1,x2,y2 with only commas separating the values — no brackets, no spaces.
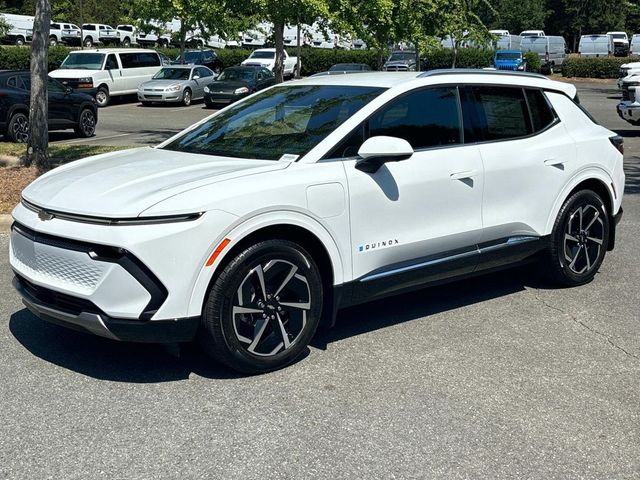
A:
417,69,549,80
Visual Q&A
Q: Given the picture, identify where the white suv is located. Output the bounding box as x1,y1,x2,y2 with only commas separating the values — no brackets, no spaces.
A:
10,71,625,373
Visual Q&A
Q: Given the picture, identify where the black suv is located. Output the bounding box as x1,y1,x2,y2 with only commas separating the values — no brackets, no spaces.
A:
0,71,98,143
173,49,223,74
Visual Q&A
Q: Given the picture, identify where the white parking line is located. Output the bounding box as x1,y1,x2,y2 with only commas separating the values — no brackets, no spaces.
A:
51,133,131,145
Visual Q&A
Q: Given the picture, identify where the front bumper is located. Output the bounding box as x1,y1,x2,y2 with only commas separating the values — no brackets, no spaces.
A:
137,90,184,103
14,275,198,342
616,102,640,124
204,91,247,106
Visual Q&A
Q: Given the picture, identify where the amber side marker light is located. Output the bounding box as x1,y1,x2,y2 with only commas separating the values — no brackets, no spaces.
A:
206,238,231,267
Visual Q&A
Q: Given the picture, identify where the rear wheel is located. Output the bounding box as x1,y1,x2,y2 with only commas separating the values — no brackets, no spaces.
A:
49,36,58,46
7,112,29,143
15,36,25,46
545,190,609,286
74,108,96,137
122,37,131,47
199,239,323,374
84,36,93,48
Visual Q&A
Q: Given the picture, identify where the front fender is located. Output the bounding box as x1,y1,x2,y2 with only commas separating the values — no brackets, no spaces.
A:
187,208,346,318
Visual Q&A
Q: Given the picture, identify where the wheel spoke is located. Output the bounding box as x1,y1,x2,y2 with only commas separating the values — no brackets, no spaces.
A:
577,206,584,230
587,236,603,245
280,301,311,310
274,264,298,297
275,312,291,349
232,306,262,315
585,247,592,270
569,245,583,270
565,233,579,243
247,317,270,353
585,210,600,230
252,264,267,301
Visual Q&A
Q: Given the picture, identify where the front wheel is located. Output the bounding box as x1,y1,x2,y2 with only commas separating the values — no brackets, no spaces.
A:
182,89,192,106
545,190,609,286
95,86,110,107
74,108,96,137
199,239,323,374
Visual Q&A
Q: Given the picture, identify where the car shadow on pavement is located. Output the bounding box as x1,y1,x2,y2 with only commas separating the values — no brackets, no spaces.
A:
312,264,544,350
623,155,640,194
9,264,550,382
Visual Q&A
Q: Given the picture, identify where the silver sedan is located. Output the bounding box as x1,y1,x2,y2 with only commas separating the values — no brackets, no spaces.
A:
137,65,215,106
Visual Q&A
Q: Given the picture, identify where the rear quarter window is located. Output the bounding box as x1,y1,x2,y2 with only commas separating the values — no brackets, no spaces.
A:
525,89,557,132
468,86,531,140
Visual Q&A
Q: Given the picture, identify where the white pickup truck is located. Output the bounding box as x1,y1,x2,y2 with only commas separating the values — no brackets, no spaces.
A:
241,48,299,78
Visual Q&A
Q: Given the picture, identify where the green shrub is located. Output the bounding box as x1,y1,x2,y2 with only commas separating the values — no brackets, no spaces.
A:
562,56,640,78
523,51,541,73
420,48,495,70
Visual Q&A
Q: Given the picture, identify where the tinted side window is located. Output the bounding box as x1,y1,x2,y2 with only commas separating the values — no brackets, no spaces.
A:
368,87,461,149
6,76,17,88
470,86,531,140
119,53,139,68
526,89,557,132
105,54,118,70
51,23,60,29
139,52,161,67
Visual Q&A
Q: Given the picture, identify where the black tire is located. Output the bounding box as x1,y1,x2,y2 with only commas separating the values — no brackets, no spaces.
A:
199,239,323,374
7,112,29,143
545,190,610,286
74,108,96,137
204,100,214,109
95,86,110,107
49,36,58,46
84,36,93,48
182,88,192,106
15,36,25,46
122,37,131,47
141,101,153,107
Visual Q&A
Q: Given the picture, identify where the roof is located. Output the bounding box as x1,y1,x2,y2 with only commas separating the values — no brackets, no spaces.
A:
68,48,157,54
292,70,576,97
163,64,195,69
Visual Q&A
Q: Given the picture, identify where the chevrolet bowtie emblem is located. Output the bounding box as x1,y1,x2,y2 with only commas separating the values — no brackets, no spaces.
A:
38,210,54,221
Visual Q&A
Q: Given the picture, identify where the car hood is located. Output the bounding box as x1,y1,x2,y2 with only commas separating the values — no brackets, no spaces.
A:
140,79,188,88
384,60,415,67
22,147,289,218
50,68,99,78
209,80,252,90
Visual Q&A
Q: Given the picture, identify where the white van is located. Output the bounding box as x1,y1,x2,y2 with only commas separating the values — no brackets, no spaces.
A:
579,34,613,57
630,34,640,56
0,13,33,45
490,30,522,50
520,30,545,38
520,35,566,73
49,49,162,107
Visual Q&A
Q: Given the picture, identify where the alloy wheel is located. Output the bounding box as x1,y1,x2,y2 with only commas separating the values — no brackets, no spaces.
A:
80,110,96,136
183,90,191,106
11,115,29,143
231,259,311,357
563,204,604,275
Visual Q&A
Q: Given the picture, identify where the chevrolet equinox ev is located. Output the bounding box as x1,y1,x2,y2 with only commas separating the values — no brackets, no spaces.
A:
10,71,625,373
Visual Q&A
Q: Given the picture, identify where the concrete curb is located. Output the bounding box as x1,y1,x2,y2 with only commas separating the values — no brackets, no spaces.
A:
0,214,12,234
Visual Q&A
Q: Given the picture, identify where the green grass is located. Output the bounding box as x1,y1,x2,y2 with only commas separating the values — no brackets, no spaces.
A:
0,143,132,166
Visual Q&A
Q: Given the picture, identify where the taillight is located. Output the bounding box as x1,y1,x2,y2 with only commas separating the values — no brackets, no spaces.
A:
545,52,549,61
609,135,624,155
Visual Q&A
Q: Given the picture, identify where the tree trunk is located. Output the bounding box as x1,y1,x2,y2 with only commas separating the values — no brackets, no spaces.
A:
274,20,285,84
179,19,187,62
452,40,458,68
23,0,51,173
295,23,301,79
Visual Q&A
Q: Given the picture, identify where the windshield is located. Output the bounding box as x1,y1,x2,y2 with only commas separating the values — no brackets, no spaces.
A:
330,64,361,71
218,69,255,82
179,51,204,63
496,52,522,60
163,85,385,160
389,52,415,61
59,53,105,70
250,51,275,59
611,34,626,40
153,68,191,80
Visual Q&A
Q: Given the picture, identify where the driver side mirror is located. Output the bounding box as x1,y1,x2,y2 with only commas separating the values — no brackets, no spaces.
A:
355,136,414,173
193,75,200,80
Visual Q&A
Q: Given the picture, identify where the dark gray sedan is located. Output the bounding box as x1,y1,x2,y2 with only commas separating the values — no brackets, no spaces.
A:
137,65,215,106
204,66,275,108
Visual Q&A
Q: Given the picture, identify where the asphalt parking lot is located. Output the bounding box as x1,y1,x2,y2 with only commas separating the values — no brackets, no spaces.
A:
1,81,640,479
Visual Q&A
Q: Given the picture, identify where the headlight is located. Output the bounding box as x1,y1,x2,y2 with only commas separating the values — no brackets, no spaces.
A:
77,77,93,88
627,82,640,87
517,65,525,71
204,85,210,93
234,87,250,95
166,84,181,92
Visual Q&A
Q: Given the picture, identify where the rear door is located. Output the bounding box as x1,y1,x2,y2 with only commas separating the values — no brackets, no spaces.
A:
466,85,575,246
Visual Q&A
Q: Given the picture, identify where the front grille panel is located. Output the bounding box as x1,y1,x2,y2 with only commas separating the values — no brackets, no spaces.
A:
16,274,100,316
622,89,631,101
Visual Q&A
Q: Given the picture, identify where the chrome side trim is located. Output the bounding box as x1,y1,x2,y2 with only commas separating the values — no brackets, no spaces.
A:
359,236,540,283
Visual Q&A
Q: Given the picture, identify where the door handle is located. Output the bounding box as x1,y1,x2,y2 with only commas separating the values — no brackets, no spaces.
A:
544,158,565,167
450,170,479,180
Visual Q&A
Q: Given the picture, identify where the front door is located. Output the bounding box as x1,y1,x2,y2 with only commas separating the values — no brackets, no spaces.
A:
342,86,484,301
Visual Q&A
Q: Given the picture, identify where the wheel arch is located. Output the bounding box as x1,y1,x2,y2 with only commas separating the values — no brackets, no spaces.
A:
546,170,616,235
188,213,345,327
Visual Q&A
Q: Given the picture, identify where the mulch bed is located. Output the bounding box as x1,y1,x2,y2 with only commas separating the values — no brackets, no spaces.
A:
0,166,37,214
